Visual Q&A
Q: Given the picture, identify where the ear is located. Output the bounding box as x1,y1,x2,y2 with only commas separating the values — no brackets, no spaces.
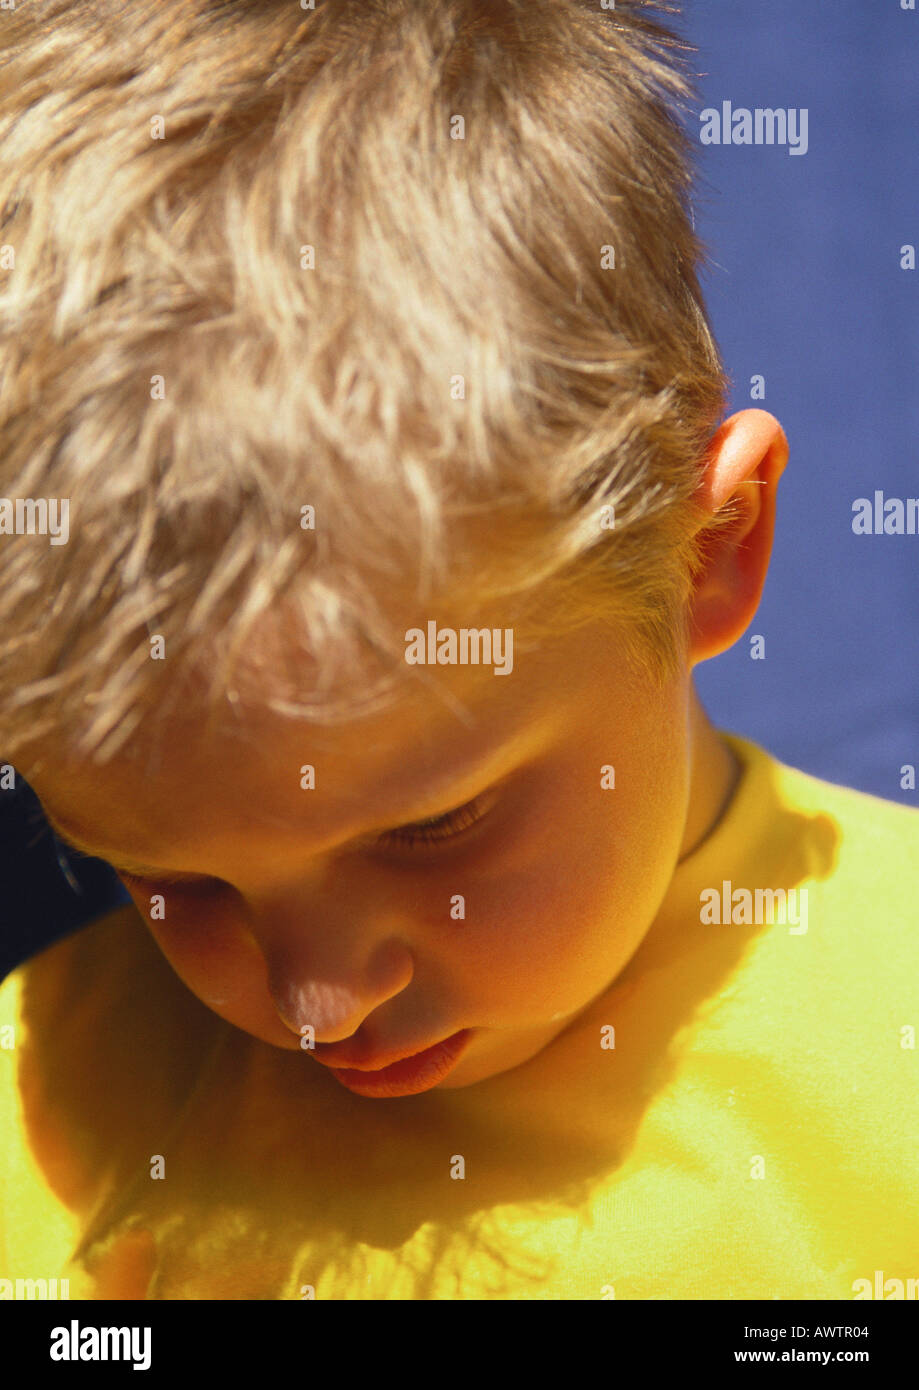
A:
687,409,789,665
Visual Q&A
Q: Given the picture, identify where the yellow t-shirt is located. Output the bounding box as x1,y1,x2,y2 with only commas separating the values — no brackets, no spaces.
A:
1,731,917,1300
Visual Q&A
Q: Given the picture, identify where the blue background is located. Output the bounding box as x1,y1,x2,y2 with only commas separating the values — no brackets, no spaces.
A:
2,0,917,978
688,0,919,794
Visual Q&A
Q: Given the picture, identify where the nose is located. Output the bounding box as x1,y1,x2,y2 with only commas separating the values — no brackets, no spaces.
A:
266,934,415,1044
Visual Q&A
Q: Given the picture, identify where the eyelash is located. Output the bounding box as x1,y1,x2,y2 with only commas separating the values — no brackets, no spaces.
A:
114,796,488,885
376,797,486,848
117,869,205,888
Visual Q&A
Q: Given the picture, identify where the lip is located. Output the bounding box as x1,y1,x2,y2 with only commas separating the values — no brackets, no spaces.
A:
321,1029,474,1098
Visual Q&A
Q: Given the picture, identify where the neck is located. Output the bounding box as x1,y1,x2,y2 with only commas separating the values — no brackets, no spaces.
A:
678,683,741,862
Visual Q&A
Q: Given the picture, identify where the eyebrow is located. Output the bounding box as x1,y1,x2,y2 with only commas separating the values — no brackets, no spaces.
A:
44,815,209,883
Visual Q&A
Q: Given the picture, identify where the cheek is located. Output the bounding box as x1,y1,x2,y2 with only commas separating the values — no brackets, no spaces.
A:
451,840,669,1018
446,730,687,1014
125,885,295,1048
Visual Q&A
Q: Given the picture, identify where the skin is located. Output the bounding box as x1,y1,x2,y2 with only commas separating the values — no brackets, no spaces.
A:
26,409,788,1095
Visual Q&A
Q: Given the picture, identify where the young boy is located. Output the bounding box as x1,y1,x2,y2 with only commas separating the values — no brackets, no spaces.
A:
1,0,916,1301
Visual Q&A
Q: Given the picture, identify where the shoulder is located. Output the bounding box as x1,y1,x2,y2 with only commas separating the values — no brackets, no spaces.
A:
0,903,165,1032
692,731,919,991
0,902,220,1132
724,731,919,880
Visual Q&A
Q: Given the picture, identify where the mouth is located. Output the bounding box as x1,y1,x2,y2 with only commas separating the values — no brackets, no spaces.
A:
320,1029,474,1098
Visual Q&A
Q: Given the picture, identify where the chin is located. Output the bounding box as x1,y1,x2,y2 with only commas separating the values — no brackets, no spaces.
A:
435,1044,536,1089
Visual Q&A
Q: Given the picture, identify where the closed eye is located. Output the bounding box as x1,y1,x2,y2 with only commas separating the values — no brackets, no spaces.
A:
116,868,214,888
374,795,489,849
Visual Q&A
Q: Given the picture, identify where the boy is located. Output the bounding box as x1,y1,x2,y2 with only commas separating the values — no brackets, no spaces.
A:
1,0,917,1300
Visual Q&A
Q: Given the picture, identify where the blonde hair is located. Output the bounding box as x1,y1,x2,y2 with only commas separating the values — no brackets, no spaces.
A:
0,0,735,770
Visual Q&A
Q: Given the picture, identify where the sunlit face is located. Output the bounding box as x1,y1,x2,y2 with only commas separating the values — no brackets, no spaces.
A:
27,615,720,1097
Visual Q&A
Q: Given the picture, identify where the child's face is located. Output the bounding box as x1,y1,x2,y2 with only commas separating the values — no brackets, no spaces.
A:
32,615,721,1098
